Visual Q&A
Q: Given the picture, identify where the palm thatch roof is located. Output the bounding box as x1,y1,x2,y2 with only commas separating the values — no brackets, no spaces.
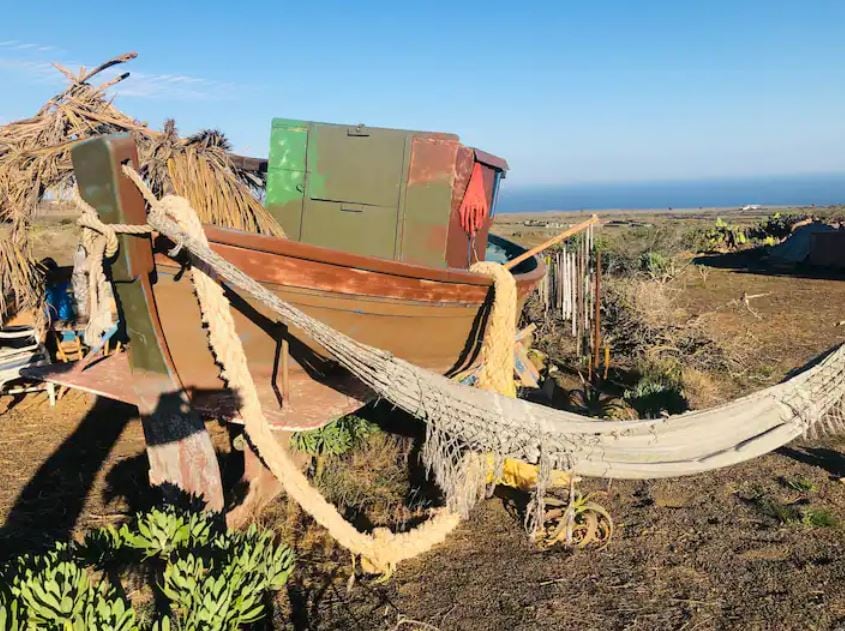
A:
0,52,285,322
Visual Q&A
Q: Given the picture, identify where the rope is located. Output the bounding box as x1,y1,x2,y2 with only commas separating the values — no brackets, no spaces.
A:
469,261,517,398
73,164,845,567
75,190,152,346
76,171,461,576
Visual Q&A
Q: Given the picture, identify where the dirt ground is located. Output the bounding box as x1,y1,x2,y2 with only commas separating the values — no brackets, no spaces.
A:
1,212,844,629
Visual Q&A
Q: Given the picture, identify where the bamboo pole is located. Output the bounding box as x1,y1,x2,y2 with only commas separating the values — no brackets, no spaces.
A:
504,215,600,270
592,246,602,373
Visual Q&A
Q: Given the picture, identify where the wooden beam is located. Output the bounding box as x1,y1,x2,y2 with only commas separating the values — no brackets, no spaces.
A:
71,134,224,511
504,215,599,270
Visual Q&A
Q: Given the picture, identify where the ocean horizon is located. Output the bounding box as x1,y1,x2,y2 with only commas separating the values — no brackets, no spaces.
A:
497,172,845,213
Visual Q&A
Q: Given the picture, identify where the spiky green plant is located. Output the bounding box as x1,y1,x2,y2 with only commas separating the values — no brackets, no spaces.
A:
0,544,137,630
291,414,379,457
1,506,295,629
117,505,214,559
161,525,294,630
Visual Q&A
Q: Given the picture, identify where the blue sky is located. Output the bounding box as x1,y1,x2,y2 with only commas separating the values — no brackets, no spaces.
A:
2,1,844,187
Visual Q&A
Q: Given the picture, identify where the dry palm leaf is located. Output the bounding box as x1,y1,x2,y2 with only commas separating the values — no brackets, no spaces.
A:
0,52,285,323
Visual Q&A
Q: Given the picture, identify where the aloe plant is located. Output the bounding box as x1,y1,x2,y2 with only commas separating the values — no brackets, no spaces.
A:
291,414,378,457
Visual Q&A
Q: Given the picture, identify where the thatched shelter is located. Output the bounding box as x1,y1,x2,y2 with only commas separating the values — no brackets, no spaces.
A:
0,52,284,323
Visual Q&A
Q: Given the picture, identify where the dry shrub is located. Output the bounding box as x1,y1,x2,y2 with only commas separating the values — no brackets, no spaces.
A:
0,232,43,323
602,276,731,374
316,433,433,531
682,367,723,409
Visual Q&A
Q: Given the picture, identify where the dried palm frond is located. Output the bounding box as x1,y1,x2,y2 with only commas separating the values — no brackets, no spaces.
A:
167,142,281,235
0,52,284,322
0,232,43,323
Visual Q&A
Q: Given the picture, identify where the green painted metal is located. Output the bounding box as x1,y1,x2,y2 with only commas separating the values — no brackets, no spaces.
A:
301,123,406,258
266,119,308,238
71,135,169,374
301,200,399,259
265,117,506,269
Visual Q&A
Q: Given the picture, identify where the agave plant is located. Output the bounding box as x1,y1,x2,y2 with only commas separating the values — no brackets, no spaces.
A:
291,414,379,457
292,414,380,477
567,377,624,419
118,506,215,559
162,525,294,629
0,544,137,630
540,491,614,549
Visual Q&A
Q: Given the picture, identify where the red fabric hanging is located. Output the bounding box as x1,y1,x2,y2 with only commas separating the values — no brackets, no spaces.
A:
459,163,489,236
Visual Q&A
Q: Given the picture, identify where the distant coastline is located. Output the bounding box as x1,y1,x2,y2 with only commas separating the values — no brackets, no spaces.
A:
497,172,845,213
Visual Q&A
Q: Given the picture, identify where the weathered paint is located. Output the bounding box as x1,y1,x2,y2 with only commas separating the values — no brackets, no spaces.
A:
71,135,224,511
265,117,507,269
402,136,459,267
265,119,308,238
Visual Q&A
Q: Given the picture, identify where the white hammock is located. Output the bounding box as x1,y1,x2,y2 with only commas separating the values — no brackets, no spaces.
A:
143,210,845,483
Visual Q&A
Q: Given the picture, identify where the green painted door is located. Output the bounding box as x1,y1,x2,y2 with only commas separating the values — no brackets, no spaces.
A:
300,124,406,259
266,119,308,238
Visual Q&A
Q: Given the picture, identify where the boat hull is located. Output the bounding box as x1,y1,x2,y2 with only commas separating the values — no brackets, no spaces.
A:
150,226,544,428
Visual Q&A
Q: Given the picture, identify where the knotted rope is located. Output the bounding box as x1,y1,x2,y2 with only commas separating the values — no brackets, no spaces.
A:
75,191,152,346
75,169,463,575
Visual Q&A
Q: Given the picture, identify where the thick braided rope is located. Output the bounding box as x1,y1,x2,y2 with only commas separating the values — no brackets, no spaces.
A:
113,169,462,575
469,261,517,398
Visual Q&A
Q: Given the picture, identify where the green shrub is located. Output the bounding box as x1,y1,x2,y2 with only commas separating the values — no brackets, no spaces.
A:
800,508,839,529
291,414,378,457
624,360,688,418
639,250,674,279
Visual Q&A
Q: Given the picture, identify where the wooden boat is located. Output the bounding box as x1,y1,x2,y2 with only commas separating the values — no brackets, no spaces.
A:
26,131,545,512
35,133,544,432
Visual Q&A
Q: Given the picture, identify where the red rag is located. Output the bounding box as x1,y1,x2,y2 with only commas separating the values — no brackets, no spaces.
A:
459,163,489,236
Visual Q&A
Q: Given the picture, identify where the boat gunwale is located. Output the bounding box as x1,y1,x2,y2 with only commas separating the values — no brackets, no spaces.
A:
199,225,545,289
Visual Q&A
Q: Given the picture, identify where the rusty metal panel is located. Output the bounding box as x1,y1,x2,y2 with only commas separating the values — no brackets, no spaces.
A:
401,135,459,267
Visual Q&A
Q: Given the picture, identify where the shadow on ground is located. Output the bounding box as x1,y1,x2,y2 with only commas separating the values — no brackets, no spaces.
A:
0,398,141,560
693,250,845,281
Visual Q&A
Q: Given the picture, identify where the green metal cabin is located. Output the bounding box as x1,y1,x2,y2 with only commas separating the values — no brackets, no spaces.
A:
264,118,508,269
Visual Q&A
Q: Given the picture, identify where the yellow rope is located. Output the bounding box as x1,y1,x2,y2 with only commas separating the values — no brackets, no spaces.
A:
470,261,518,398
79,170,461,576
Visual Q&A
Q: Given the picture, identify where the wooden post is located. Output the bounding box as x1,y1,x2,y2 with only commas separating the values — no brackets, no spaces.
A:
72,134,224,511
592,246,602,374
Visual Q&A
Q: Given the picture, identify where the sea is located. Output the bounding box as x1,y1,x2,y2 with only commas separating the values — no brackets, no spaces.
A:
496,173,845,213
